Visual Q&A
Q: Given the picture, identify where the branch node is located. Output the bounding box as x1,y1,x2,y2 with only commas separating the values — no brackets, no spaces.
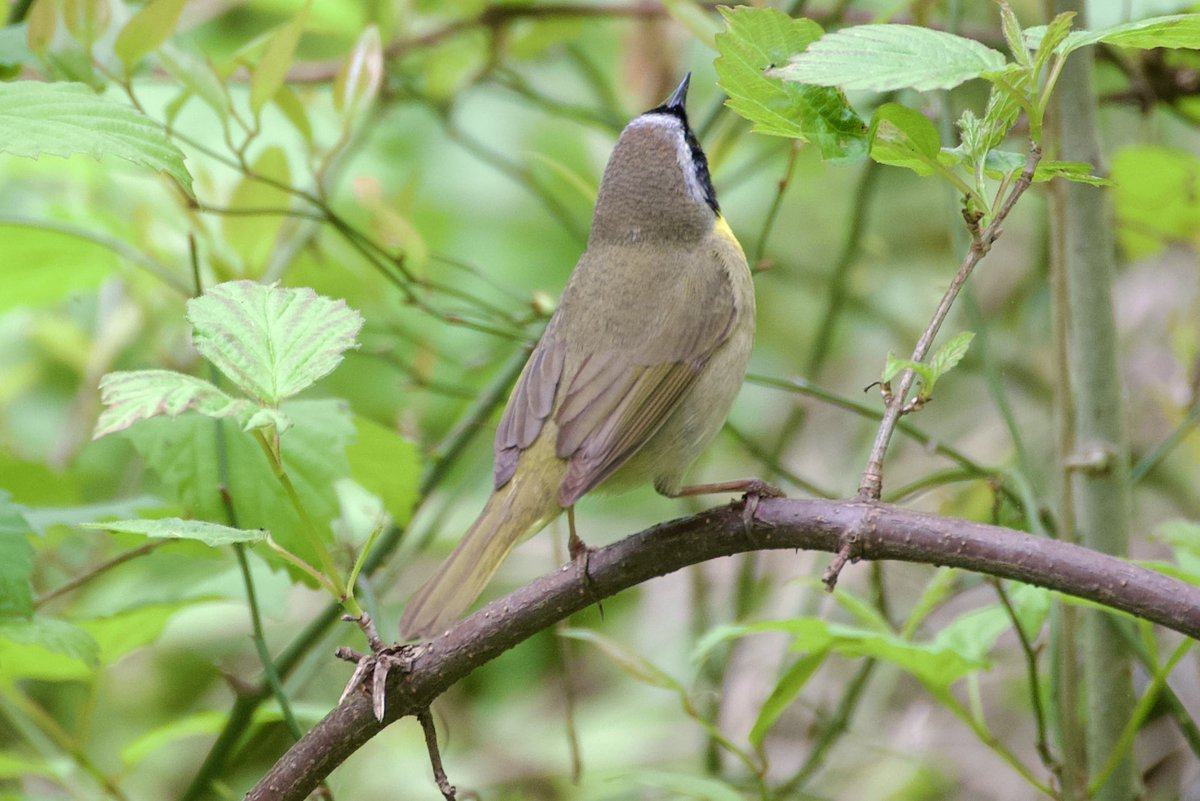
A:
337,642,418,720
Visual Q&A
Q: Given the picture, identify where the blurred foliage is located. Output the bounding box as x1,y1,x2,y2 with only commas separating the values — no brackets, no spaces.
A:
1,0,1200,800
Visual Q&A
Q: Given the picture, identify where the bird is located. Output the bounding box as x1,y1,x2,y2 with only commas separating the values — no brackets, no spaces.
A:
399,73,764,639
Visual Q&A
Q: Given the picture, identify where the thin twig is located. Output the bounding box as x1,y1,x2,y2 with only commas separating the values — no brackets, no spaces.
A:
991,578,1059,779
857,142,1042,501
34,541,164,609
417,709,458,801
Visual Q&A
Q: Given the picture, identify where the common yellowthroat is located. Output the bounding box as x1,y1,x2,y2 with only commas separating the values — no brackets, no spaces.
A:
400,74,760,639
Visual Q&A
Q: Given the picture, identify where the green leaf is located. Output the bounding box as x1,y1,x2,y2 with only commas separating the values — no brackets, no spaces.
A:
1056,13,1200,55
771,24,1008,92
933,585,1050,662
1154,519,1200,577
76,601,198,662
560,628,683,692
749,650,827,747
0,751,55,780
124,399,354,580
186,281,364,406
250,4,308,116
121,710,226,766
981,151,1108,185
346,415,420,527
0,80,192,193
869,102,941,175
882,353,934,386
158,45,228,121
81,517,266,546
92,370,259,440
1029,12,1076,75
714,6,867,161
26,0,56,55
999,1,1030,67
928,331,975,381
696,617,985,694
220,148,293,277
0,617,98,683
625,771,747,801
113,0,187,69
0,492,34,618
1111,145,1200,259
662,0,722,49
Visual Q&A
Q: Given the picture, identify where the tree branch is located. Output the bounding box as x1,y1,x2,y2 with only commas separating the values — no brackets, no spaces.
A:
245,497,1200,801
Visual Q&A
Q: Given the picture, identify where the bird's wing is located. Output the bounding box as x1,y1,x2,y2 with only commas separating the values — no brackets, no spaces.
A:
553,247,738,505
494,333,566,489
493,245,739,504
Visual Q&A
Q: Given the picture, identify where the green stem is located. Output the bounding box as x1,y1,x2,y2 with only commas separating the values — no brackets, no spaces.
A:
1088,639,1193,794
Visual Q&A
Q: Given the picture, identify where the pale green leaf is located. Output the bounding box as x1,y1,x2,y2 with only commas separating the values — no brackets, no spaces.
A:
869,102,941,175
220,148,293,277
1057,13,1200,55
0,492,34,618
186,281,364,406
1111,145,1200,258
1030,12,1076,75
0,81,193,193
77,601,198,662
1000,1,1030,67
26,0,56,54
772,24,1008,92
749,650,827,747
928,331,975,380
626,771,746,801
82,517,266,546
250,5,308,115
273,84,313,146
982,150,1108,185
662,0,722,49
158,45,228,121
0,751,55,779
714,6,866,161
0,617,98,683
346,415,420,527
882,353,934,386
560,628,683,692
121,710,226,766
114,0,187,68
931,586,1051,662
93,370,257,439
124,399,353,581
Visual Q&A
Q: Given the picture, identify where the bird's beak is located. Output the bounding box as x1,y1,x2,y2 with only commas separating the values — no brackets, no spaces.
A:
665,72,691,112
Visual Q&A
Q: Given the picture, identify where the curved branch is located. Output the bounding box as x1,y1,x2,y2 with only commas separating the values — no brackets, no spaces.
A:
246,497,1200,801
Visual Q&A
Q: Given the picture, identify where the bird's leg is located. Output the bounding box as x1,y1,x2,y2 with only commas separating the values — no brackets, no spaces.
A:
566,505,604,620
666,479,785,540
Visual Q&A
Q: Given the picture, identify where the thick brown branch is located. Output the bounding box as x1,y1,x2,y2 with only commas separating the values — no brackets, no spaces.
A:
245,497,1200,801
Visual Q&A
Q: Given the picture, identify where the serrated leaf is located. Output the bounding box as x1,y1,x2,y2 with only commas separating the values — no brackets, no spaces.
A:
882,353,933,386
186,281,363,406
81,517,266,546
250,4,308,115
93,370,257,439
714,6,866,161
772,24,1008,92
999,2,1029,67
1028,12,1076,75
748,650,827,747
0,617,98,683
1056,13,1200,55
929,331,975,380
869,102,941,175
114,0,186,68
124,399,354,582
0,492,34,618
0,81,193,194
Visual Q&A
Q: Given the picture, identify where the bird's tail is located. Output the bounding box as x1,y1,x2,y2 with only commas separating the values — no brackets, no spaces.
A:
399,451,561,639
